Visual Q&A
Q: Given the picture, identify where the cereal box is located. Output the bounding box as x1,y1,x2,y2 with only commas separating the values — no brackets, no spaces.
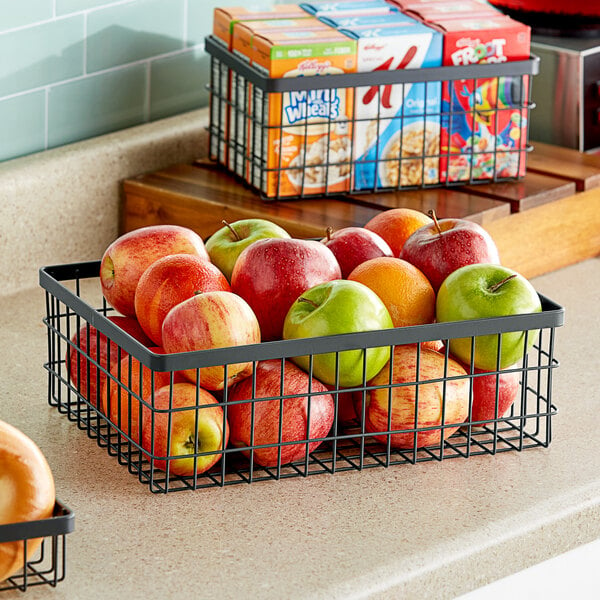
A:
230,17,335,179
319,11,419,29
339,22,443,190
405,1,501,22
211,6,308,165
435,16,531,182
300,1,394,17
249,29,357,197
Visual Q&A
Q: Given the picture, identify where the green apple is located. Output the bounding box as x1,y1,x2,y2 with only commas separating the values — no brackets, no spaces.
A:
205,219,291,281
436,264,542,370
282,280,394,388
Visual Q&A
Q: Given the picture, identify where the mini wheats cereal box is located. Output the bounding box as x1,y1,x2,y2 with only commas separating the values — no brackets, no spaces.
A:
340,23,443,190
435,16,531,182
250,29,357,197
211,6,308,166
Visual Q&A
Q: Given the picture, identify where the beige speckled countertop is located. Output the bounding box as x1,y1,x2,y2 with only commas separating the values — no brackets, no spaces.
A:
1,257,598,599
1,110,600,599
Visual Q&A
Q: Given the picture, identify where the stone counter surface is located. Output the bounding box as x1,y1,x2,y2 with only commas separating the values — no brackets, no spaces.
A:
1,257,599,599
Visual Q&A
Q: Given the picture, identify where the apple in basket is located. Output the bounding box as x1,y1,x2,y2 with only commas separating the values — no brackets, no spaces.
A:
320,226,393,279
231,237,341,342
100,224,209,316
205,218,291,282
399,211,500,292
363,344,470,449
67,315,151,407
226,359,335,468
464,363,521,426
161,290,261,391
100,348,174,445
436,263,542,370
282,279,393,388
134,253,230,346
142,382,228,477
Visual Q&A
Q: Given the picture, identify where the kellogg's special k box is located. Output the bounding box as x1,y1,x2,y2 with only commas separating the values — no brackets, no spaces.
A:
339,22,443,190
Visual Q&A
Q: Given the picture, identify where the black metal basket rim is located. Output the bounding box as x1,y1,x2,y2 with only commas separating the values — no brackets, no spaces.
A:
0,499,74,543
205,35,540,92
40,260,564,371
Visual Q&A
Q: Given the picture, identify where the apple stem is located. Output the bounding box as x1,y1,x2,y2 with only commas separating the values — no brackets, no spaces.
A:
298,296,320,309
326,226,333,242
488,273,518,293
222,220,241,242
427,210,442,235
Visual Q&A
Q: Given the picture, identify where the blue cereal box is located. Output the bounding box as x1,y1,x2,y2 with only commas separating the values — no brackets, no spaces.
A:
300,1,393,17
339,23,443,190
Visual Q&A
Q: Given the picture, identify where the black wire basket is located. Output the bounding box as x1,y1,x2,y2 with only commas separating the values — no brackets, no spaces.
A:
205,35,539,200
0,500,74,593
39,261,564,494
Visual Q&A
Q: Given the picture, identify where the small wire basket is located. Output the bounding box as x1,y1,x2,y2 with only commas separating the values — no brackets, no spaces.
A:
205,35,539,200
39,261,563,494
0,500,74,593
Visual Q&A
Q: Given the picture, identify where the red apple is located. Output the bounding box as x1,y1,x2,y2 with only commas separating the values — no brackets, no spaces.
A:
142,382,228,476
399,211,500,292
161,291,261,391
100,225,209,316
464,363,520,426
320,226,393,279
227,359,335,467
100,346,179,444
364,344,469,449
134,253,231,346
231,238,342,341
326,386,360,428
67,315,151,407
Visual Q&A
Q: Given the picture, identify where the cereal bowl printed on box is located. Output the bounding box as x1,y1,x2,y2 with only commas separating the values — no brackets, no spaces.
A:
378,120,441,188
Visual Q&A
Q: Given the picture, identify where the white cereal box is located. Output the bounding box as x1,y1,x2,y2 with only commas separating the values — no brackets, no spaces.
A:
339,22,444,190
300,1,394,17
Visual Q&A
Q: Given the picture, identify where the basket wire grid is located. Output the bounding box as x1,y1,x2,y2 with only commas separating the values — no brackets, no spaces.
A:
205,35,539,200
0,501,74,593
40,261,563,494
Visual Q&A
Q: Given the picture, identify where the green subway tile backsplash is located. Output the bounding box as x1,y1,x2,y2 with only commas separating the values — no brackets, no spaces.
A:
0,91,45,161
0,0,288,163
150,48,209,121
0,0,53,33
86,0,185,73
47,64,148,147
55,0,120,16
0,16,84,97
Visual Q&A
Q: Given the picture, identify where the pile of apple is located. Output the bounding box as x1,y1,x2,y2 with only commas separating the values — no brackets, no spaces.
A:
66,210,542,477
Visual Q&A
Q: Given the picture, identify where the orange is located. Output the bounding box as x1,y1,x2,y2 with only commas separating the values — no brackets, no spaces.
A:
364,208,432,257
348,257,435,328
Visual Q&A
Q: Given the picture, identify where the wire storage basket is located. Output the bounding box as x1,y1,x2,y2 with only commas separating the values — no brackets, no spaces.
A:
0,500,74,593
205,35,539,201
40,261,563,494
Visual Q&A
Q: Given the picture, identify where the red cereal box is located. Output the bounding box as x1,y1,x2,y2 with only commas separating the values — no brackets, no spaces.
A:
435,16,531,182
405,1,502,22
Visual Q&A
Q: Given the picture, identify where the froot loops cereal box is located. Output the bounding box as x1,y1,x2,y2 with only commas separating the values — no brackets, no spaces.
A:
433,15,531,182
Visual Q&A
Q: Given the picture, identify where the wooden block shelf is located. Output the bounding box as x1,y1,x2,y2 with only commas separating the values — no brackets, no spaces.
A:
122,143,600,280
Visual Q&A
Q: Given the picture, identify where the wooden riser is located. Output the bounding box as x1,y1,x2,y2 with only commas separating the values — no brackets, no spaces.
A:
122,143,600,280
